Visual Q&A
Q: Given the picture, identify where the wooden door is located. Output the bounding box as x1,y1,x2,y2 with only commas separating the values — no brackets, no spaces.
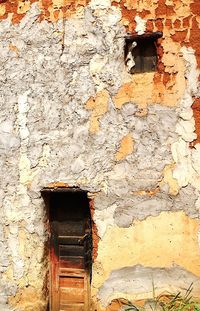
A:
49,191,92,311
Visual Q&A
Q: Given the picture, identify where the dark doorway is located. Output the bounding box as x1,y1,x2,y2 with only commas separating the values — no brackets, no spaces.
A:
42,188,92,311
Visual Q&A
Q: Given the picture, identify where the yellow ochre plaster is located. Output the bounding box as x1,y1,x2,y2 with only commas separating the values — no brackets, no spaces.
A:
93,211,200,291
113,73,154,110
86,89,110,134
17,1,31,14
0,4,6,16
159,163,179,195
115,133,134,161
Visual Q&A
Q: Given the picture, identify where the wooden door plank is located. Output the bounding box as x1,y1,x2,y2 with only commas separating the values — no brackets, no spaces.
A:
60,287,84,303
59,245,84,257
49,192,92,311
60,303,84,311
59,257,85,269
59,276,84,288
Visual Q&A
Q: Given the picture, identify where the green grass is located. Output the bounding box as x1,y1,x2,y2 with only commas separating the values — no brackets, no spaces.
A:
124,284,200,311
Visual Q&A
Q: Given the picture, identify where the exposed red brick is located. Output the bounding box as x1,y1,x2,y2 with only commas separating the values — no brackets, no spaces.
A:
146,20,154,32
156,43,164,58
166,5,175,16
111,1,119,6
155,0,175,16
120,6,137,33
192,98,200,145
157,62,165,72
165,19,172,28
46,182,70,188
153,72,162,85
111,0,137,32
89,199,99,261
189,18,200,65
154,39,165,81
190,0,200,16
140,9,151,18
53,10,60,20
183,16,191,28
153,74,164,102
0,0,90,23
111,2,152,33
129,19,137,33
155,18,164,31
171,30,187,42
173,19,181,29
41,0,53,10
12,13,25,24
163,72,170,86
191,16,199,30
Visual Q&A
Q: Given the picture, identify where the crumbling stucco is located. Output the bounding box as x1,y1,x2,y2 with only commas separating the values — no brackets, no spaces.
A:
0,0,90,23
96,211,200,306
0,0,200,310
99,264,200,306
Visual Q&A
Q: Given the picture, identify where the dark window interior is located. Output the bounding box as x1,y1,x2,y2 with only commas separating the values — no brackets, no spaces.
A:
125,32,162,74
131,39,157,73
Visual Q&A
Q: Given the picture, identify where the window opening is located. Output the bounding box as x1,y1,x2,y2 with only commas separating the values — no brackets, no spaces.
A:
125,32,163,74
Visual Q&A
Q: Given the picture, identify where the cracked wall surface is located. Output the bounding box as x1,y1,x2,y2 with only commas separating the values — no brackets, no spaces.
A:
0,0,200,310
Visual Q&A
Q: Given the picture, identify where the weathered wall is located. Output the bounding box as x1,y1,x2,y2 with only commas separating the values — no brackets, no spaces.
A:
0,0,200,310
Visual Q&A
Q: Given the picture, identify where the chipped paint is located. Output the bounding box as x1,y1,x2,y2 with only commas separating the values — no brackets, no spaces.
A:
0,3,6,16
8,286,46,311
159,164,179,195
17,1,31,14
115,133,134,161
135,15,146,35
113,54,185,109
101,265,200,307
90,0,111,10
0,0,200,310
0,0,90,23
171,47,200,191
93,211,200,305
86,90,110,134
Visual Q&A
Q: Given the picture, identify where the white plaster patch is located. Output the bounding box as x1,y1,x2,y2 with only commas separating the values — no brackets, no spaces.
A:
19,153,33,184
94,204,118,238
175,119,196,142
8,224,25,280
125,41,137,73
18,91,30,140
38,144,50,167
192,144,200,176
106,7,122,26
171,47,200,191
182,47,199,94
71,157,85,174
135,16,146,35
99,265,200,306
90,0,111,10
90,54,108,91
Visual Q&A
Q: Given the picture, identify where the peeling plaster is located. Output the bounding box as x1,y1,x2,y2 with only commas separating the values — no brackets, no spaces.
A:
135,16,146,35
115,133,134,161
90,0,111,10
172,47,200,190
99,264,200,306
0,1,200,310
94,203,118,238
95,211,200,306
